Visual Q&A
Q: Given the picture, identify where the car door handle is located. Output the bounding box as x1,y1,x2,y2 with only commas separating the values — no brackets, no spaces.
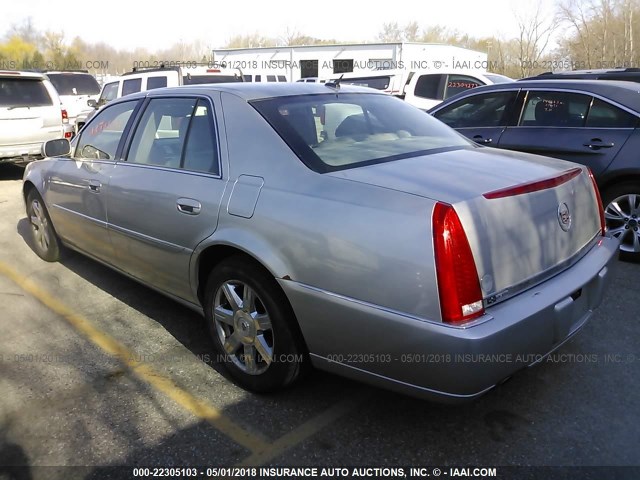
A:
88,180,102,193
584,139,615,150
473,135,493,145
176,198,201,215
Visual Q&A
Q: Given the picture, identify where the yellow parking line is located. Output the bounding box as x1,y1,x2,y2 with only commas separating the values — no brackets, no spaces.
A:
238,396,361,466
0,261,270,454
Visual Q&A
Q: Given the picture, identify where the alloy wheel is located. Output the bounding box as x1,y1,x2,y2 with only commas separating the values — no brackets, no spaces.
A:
30,199,51,252
605,193,640,253
213,280,274,375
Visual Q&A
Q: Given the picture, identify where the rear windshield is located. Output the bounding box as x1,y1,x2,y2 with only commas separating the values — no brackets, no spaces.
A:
47,73,100,95
183,75,242,85
252,93,471,172
340,77,391,90
0,78,52,107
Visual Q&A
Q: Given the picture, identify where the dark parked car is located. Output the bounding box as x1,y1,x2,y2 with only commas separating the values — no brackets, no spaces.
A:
429,79,640,260
520,68,640,84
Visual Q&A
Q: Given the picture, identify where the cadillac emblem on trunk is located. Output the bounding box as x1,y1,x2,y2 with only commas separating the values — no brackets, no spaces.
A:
558,202,572,231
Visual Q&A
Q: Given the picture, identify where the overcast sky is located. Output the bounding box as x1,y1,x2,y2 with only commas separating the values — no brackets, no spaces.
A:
2,0,558,52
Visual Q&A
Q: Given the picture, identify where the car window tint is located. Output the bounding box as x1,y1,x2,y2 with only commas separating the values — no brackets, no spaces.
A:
586,98,638,128
0,78,52,107
414,74,442,100
444,75,484,99
122,78,142,96
146,76,168,90
520,91,590,127
47,73,100,95
127,97,197,169
434,91,518,128
182,100,219,174
75,101,138,160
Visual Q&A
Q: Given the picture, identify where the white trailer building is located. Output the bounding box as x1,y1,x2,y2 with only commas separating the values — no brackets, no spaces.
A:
212,42,489,81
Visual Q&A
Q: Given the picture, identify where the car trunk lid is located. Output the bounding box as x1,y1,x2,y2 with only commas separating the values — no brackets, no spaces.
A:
328,147,602,301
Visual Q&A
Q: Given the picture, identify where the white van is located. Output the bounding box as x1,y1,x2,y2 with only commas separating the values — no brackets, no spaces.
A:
0,71,64,164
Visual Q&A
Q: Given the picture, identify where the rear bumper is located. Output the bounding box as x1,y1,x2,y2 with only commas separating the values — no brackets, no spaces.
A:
280,236,618,402
0,143,46,163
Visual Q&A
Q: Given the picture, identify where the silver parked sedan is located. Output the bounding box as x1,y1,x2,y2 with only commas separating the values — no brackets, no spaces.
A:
22,83,617,402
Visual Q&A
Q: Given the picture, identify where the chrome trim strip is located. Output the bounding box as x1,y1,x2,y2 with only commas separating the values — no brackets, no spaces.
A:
112,161,222,180
108,223,188,253
51,204,107,227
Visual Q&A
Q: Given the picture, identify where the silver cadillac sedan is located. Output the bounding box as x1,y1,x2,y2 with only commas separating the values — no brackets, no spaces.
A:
22,83,618,402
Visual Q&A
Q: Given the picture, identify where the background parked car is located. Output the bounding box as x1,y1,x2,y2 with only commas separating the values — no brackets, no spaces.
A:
0,70,65,165
335,69,513,110
429,79,640,260
75,64,244,134
43,70,101,126
520,67,640,84
23,83,616,401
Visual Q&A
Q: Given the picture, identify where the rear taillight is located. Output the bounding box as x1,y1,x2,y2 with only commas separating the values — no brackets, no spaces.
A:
588,168,606,236
61,109,69,124
432,202,485,325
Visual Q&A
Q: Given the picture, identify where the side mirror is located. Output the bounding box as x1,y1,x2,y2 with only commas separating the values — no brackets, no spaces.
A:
42,139,71,158
87,99,97,108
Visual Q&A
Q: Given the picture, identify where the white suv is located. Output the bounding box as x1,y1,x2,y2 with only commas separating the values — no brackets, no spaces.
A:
0,71,64,164
44,71,101,125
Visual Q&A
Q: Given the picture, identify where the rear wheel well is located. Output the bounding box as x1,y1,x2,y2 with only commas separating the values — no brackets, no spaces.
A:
196,245,309,354
197,245,275,305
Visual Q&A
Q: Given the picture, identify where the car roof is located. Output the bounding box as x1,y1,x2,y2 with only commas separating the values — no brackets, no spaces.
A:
446,79,640,112
0,71,46,80
123,82,383,101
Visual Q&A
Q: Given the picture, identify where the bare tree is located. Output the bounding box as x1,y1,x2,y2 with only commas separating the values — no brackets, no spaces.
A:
514,0,560,76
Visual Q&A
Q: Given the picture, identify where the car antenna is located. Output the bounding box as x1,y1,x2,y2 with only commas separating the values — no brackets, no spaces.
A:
325,74,344,90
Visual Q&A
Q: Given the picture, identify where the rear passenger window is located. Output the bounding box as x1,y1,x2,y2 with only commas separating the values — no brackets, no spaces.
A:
146,76,168,90
75,101,138,160
414,74,442,100
127,98,218,174
520,91,590,127
586,98,638,128
122,78,142,96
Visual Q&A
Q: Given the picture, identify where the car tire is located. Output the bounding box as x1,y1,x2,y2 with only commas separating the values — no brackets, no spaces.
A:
204,256,308,393
26,189,63,262
602,182,640,262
